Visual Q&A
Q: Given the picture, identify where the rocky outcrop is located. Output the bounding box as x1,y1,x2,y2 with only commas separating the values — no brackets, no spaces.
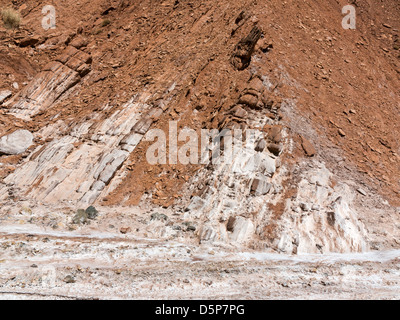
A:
5,45,92,120
0,94,165,206
175,69,371,253
231,26,262,70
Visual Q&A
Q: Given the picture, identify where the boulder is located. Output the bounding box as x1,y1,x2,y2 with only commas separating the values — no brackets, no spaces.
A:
0,130,34,155
231,26,262,70
260,154,276,175
226,217,236,232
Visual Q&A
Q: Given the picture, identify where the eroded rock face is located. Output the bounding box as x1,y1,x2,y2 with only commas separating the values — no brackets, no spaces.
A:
5,46,92,120
276,163,369,254
0,97,152,206
0,130,33,155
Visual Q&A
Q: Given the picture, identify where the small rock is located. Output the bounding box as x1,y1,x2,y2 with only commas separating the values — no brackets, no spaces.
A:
63,275,76,284
239,94,258,108
30,264,38,268
338,129,346,137
327,212,336,226
291,206,300,213
357,188,367,196
12,82,19,90
150,212,168,221
85,206,98,220
312,204,320,211
72,209,88,225
300,203,311,212
256,38,273,52
120,227,131,234
300,135,316,157
182,222,196,232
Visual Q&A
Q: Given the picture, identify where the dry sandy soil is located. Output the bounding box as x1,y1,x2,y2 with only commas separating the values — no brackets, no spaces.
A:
0,0,399,299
